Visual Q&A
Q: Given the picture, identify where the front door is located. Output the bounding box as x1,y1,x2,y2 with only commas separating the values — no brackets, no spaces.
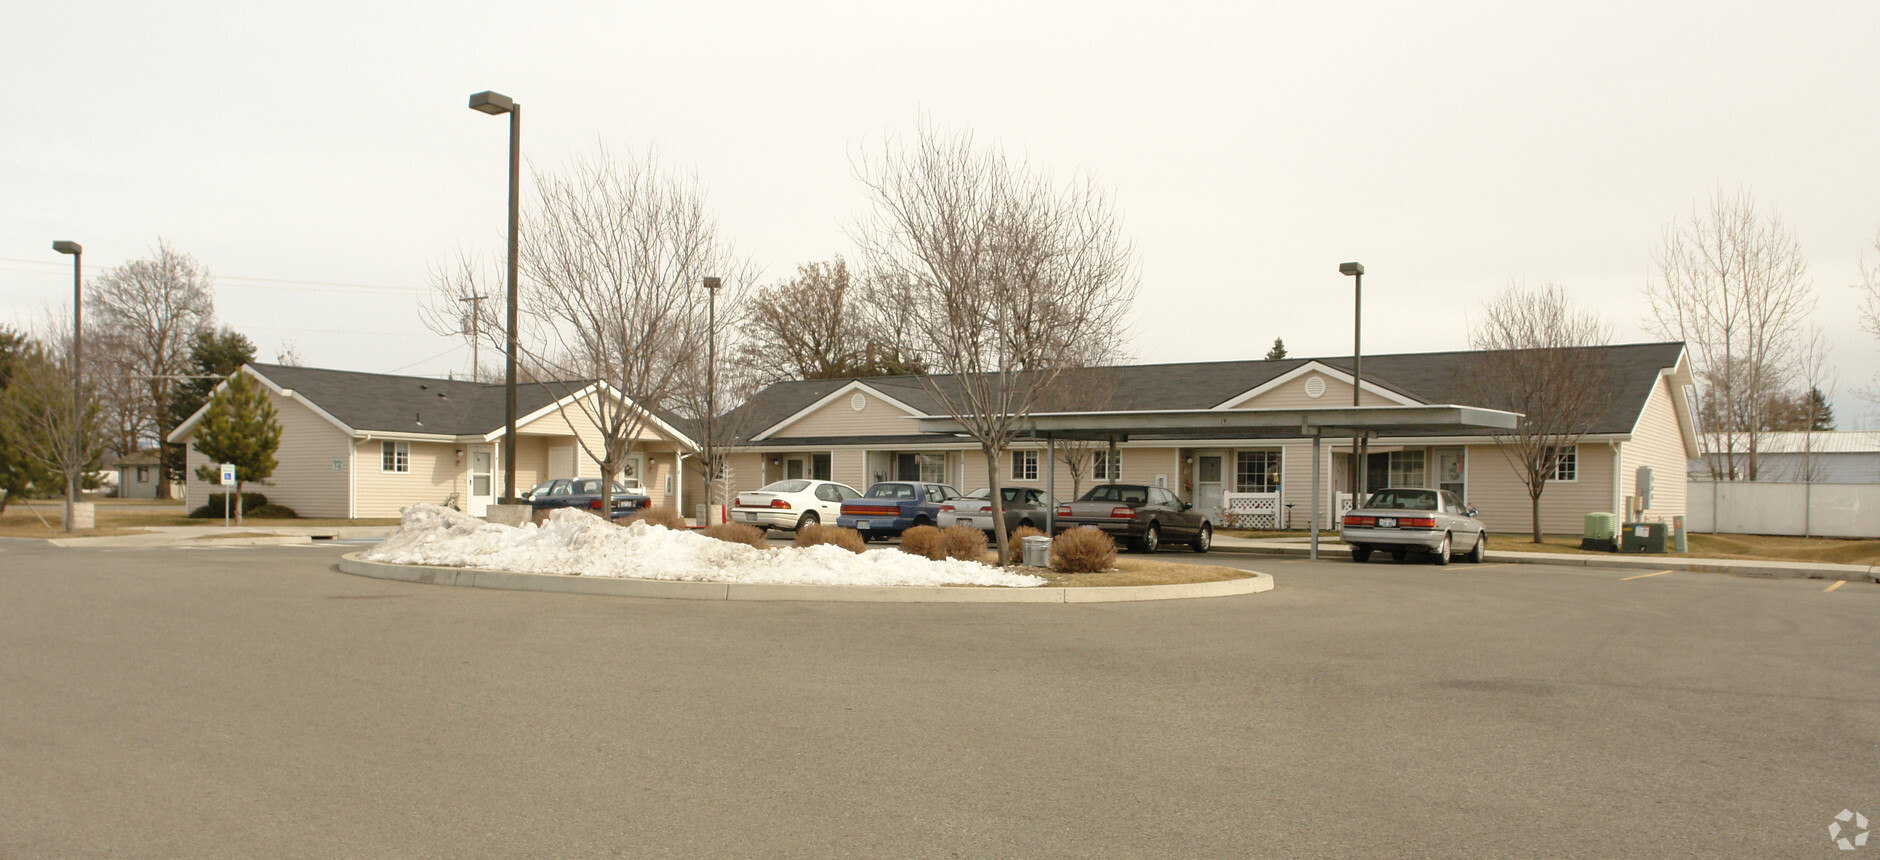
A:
784,456,806,480
1194,451,1226,519
468,448,494,515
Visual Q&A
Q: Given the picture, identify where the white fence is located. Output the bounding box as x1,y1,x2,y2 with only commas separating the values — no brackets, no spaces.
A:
1220,492,1281,529
1686,481,1880,538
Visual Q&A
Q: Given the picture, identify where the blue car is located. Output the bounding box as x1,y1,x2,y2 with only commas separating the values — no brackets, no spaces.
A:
837,481,964,542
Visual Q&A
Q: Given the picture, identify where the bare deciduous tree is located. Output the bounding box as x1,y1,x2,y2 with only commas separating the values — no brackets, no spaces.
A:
1857,229,1880,403
1646,188,1815,481
1036,365,1122,502
852,123,1138,564
1463,282,1613,543
427,147,750,515
89,240,215,497
0,324,107,532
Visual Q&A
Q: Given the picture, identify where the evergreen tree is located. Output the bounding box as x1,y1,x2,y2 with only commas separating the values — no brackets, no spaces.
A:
190,370,280,525
1264,338,1288,360
163,328,256,486
1803,386,1834,431
0,327,58,515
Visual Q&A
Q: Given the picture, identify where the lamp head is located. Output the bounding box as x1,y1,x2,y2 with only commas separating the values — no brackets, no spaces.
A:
468,91,515,115
53,240,82,255
702,276,722,291
1339,262,1364,276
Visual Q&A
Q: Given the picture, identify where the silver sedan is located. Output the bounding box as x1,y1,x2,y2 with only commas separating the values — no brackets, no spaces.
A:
1341,487,1487,565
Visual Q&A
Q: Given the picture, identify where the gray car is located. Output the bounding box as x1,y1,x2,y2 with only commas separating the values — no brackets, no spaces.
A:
1342,487,1486,565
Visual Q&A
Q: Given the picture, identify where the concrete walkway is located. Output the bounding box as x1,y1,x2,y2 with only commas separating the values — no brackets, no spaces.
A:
1212,533,1879,582
47,524,396,548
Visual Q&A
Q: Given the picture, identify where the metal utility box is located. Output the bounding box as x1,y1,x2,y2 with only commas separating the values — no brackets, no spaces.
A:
1021,536,1053,568
1581,512,1618,552
1621,522,1668,553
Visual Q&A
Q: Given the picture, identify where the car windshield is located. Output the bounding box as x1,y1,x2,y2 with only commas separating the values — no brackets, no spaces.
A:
1081,485,1148,505
966,488,991,499
1364,489,1437,511
760,480,812,493
526,481,555,497
864,483,916,499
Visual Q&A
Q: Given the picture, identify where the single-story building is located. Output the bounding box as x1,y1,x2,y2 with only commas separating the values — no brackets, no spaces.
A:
111,449,173,500
167,364,702,519
1688,431,1880,483
718,342,1700,538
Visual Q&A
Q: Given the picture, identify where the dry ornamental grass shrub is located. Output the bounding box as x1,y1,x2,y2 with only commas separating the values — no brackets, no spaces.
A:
898,524,947,560
1009,524,1046,544
1051,526,1117,573
625,506,688,530
793,523,866,553
942,524,988,561
702,522,769,548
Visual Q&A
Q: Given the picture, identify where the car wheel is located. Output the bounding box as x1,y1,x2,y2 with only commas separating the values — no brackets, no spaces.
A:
1351,545,1372,563
1466,531,1486,563
795,511,819,532
1191,523,1211,553
1431,533,1452,566
1137,523,1161,554
1390,549,1408,562
913,516,931,528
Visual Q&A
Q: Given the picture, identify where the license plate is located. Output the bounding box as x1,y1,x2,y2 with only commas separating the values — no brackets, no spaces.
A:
742,512,757,522
855,520,870,530
1377,517,1397,528
957,518,975,527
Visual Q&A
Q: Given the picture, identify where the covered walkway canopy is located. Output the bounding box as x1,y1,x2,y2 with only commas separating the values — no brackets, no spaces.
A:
915,405,1521,559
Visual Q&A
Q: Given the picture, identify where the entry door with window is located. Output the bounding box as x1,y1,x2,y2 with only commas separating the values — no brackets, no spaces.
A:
468,448,495,515
784,456,806,480
1194,452,1226,519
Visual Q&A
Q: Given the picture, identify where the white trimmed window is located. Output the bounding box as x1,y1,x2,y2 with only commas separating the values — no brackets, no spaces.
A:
381,441,410,473
1389,449,1426,487
1011,450,1038,481
1548,446,1577,482
1094,450,1122,481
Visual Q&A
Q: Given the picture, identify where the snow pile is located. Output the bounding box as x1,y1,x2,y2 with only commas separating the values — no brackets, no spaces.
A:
362,504,1046,588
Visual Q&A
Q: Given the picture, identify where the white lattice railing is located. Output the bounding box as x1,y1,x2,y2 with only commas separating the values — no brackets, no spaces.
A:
1221,492,1281,529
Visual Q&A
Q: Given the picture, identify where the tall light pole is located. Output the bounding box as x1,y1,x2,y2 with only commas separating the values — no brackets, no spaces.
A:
701,276,722,522
53,240,82,532
469,90,521,502
1339,262,1365,512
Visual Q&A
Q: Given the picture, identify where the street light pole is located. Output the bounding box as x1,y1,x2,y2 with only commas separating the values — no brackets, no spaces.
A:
1340,261,1365,515
702,276,722,523
53,240,82,533
469,90,521,503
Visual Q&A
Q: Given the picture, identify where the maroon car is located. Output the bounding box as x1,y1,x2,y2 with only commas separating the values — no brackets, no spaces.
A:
1054,483,1211,553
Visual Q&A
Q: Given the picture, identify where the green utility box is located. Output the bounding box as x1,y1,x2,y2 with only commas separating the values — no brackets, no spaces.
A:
1621,522,1668,553
1581,512,1618,552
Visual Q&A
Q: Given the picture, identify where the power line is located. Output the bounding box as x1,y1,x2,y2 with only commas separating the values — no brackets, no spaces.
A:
0,260,426,295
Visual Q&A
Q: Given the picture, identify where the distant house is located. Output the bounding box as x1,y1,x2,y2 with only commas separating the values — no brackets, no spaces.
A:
717,343,1700,537
112,449,168,500
1689,431,1880,484
167,364,700,518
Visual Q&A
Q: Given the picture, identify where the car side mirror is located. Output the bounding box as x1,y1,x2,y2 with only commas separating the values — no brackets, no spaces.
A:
1466,507,1478,517
1182,502,1193,510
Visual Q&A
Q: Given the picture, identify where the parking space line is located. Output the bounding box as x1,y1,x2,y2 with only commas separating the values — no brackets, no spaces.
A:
1620,570,1673,581
1825,580,1846,593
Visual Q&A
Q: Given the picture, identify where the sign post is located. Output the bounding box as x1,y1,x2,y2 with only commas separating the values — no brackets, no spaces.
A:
219,463,236,528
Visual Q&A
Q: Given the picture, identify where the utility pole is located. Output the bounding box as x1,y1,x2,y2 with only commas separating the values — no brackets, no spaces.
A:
458,294,487,382
702,276,722,521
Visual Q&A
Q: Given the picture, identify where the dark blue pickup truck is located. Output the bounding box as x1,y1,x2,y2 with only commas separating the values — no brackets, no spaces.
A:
836,481,963,542
527,478,652,521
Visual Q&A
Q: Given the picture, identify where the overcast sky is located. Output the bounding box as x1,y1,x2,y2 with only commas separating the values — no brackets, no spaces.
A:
6,1,1877,426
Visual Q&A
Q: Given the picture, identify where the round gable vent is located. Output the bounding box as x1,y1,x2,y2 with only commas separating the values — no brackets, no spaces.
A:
1304,376,1326,399
850,392,867,412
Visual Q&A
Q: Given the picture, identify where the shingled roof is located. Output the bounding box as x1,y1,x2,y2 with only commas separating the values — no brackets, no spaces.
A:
224,364,697,441
727,342,1687,442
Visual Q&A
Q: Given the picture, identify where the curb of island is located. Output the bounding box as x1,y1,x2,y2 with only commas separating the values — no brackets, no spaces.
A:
336,553,1275,603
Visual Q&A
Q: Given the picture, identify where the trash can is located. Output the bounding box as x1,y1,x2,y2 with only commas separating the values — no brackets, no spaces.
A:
1021,535,1053,568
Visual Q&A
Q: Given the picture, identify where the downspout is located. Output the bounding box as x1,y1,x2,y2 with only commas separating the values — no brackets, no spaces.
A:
355,432,375,520
1610,441,1624,520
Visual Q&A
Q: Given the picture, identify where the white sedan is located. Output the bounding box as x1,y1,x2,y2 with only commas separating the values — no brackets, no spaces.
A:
730,479,863,532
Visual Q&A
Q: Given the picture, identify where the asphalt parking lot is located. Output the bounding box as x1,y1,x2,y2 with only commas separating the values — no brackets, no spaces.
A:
2,538,1875,858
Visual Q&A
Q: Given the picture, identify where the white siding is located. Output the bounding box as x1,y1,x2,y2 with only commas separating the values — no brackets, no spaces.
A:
181,389,352,518
769,391,922,439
